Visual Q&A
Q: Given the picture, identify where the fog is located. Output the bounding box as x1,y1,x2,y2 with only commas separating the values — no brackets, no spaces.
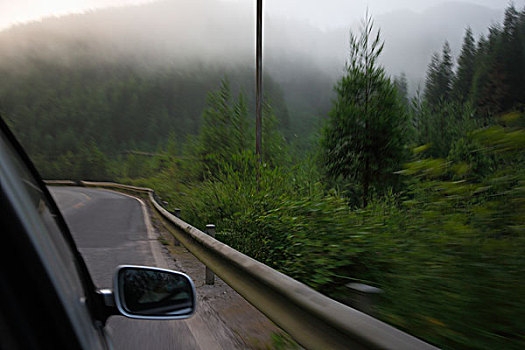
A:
0,0,515,94
0,0,518,31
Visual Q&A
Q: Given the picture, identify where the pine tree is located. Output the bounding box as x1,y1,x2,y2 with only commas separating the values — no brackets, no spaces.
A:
473,25,510,116
424,42,455,108
453,27,476,101
231,92,249,154
470,5,525,116
394,72,409,106
261,102,286,166
424,52,442,107
438,41,454,101
470,34,492,116
193,79,251,177
500,5,525,109
321,15,408,207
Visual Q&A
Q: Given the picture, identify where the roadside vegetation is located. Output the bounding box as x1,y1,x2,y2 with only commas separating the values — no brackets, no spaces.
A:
1,4,524,349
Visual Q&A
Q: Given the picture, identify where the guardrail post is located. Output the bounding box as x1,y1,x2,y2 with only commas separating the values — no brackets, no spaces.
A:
167,208,182,246
205,224,216,285
345,283,383,316
153,192,161,203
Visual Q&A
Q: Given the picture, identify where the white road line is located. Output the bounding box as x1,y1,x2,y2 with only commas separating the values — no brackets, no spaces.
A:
104,189,166,267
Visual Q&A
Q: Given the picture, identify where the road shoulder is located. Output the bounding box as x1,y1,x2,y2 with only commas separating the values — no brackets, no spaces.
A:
142,196,286,349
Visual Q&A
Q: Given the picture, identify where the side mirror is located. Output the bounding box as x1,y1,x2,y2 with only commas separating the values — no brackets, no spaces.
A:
113,265,196,320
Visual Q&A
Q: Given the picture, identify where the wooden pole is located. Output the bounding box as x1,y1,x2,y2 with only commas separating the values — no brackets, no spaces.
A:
255,0,263,162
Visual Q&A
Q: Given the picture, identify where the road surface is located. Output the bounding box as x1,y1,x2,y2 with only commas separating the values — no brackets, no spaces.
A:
49,186,241,350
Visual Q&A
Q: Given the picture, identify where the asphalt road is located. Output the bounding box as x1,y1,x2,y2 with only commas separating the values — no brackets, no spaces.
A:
49,186,210,349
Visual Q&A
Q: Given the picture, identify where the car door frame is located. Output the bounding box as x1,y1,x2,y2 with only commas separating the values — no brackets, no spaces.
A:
0,116,111,349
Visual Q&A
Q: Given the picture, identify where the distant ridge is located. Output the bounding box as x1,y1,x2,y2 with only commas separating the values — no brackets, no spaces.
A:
0,0,504,92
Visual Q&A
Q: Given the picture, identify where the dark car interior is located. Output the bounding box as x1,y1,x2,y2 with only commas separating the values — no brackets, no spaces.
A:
0,117,106,349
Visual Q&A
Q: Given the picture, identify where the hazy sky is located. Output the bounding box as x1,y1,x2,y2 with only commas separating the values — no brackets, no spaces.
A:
0,0,522,31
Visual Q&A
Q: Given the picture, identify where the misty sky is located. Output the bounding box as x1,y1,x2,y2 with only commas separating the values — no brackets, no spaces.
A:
1,0,522,31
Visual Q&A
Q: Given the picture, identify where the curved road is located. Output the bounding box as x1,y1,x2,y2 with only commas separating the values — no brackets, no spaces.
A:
49,187,216,350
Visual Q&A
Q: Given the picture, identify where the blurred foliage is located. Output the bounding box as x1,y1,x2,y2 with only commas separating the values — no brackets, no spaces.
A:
378,114,525,349
321,15,409,207
123,8,524,349
411,99,481,159
2,5,524,349
133,85,525,348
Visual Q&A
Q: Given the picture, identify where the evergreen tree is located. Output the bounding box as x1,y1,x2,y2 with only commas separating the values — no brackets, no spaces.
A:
231,91,250,154
424,52,442,107
473,25,510,116
193,79,251,177
470,5,525,116
424,42,455,108
321,15,408,207
438,41,454,101
261,102,286,166
470,33,492,117
453,27,476,101
75,140,109,180
500,5,525,109
394,72,409,106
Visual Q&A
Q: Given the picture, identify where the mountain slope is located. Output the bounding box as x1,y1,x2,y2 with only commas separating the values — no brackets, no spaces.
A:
0,0,504,90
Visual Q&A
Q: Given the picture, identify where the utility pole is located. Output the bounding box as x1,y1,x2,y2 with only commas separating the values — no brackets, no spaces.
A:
255,0,263,162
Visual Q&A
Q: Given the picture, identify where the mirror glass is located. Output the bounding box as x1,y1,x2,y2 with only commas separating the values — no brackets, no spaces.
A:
117,266,195,318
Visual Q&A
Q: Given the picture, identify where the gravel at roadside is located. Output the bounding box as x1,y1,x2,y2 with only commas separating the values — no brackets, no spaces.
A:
144,200,289,350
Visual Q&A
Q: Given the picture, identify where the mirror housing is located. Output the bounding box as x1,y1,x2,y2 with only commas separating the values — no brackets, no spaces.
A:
111,265,196,320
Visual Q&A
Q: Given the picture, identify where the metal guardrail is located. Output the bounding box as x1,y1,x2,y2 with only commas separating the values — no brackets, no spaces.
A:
46,180,439,350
